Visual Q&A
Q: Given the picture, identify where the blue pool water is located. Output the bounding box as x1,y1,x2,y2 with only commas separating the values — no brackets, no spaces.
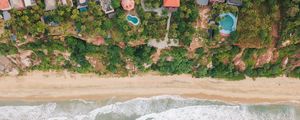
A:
220,15,234,31
127,14,140,26
219,13,237,35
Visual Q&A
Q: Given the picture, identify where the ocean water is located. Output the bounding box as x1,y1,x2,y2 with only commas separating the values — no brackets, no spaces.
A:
0,95,298,120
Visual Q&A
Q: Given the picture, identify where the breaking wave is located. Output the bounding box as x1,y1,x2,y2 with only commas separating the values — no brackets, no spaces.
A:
137,105,295,120
0,95,297,120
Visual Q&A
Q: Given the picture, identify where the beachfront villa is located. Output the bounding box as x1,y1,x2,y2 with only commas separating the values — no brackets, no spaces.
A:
219,13,237,37
121,0,135,11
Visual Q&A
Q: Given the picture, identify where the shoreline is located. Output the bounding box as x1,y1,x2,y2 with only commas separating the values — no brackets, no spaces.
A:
0,71,299,104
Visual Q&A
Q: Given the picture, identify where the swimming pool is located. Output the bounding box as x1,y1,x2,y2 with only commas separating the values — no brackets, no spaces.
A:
219,13,237,36
127,14,140,26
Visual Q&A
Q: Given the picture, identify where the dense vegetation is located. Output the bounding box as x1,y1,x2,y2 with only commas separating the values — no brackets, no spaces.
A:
280,0,300,45
0,0,299,80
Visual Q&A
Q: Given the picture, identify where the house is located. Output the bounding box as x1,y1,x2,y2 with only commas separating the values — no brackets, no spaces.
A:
163,0,180,11
59,0,74,7
10,0,26,10
100,0,115,14
196,0,209,6
0,0,12,11
227,0,243,6
45,0,57,11
121,0,135,11
24,0,37,7
210,0,225,3
77,0,88,11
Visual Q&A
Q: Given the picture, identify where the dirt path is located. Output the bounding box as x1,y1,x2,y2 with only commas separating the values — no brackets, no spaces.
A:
197,6,210,29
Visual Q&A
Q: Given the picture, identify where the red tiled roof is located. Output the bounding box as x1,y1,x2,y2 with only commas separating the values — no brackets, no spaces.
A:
164,0,180,7
0,0,11,10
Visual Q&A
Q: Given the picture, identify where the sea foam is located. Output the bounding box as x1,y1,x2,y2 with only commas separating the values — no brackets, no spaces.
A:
0,103,56,120
137,105,295,120
0,95,297,120
76,95,218,120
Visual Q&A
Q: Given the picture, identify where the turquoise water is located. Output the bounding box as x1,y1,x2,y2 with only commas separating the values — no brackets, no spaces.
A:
219,13,237,35
220,15,234,31
0,95,298,120
127,15,140,26
79,7,88,12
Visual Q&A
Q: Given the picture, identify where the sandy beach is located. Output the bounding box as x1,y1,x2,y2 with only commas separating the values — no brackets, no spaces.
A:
0,71,299,104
